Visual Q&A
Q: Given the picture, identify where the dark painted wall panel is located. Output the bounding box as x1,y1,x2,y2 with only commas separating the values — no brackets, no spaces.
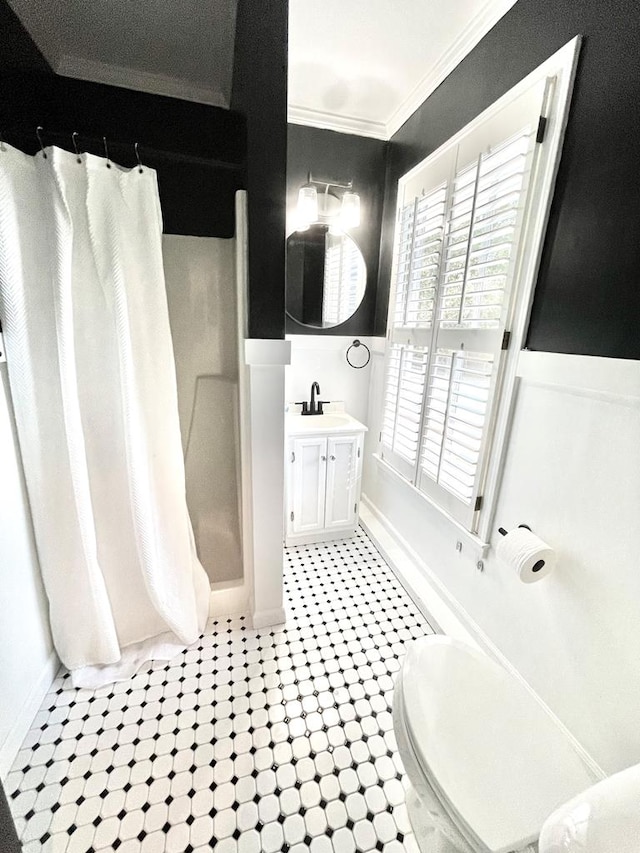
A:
231,0,288,339
286,124,387,336
0,0,51,71
0,70,246,238
380,0,640,358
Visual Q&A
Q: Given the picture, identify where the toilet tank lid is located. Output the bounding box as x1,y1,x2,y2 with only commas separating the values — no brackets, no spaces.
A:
400,636,596,853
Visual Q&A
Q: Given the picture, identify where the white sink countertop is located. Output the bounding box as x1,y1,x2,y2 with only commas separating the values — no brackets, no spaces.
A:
286,411,368,435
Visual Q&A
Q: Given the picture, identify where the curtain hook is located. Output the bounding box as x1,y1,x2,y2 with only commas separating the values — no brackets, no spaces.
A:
36,126,47,159
71,131,82,164
134,141,143,173
103,136,111,168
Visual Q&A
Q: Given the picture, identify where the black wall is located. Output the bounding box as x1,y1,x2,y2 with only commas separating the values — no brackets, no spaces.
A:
0,1,246,238
379,0,640,358
231,0,288,339
286,124,387,336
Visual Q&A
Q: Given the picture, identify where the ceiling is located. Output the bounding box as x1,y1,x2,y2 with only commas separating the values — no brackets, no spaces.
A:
288,0,519,139
7,0,237,106
9,0,518,138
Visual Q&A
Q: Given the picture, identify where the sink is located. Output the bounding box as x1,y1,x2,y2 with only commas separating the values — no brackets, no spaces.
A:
286,412,368,435
305,414,351,428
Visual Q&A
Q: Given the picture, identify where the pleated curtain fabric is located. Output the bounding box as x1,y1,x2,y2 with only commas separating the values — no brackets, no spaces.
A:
0,144,210,688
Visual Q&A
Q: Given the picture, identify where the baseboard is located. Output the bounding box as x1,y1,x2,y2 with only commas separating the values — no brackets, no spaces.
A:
285,528,357,547
0,650,59,782
209,579,251,619
252,607,286,630
359,498,483,648
359,496,607,783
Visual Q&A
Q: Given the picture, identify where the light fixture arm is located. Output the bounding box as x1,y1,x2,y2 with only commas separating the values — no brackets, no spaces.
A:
307,172,354,192
296,173,361,231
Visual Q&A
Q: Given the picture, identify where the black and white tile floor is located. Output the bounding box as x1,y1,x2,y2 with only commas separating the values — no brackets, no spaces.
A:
5,529,434,853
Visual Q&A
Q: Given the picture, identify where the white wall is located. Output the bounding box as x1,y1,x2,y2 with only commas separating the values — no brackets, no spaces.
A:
0,367,56,779
245,339,291,628
363,349,640,776
163,235,243,584
286,335,381,425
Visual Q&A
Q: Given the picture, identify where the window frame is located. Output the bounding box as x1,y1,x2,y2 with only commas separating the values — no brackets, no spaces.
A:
378,36,582,542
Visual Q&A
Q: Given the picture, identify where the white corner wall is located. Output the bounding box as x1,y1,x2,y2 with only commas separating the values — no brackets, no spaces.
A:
0,367,57,780
363,349,640,776
245,339,291,628
286,335,379,425
163,235,243,585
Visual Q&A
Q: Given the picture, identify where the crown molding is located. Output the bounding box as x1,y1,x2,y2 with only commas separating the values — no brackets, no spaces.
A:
289,0,519,140
287,104,388,141
55,54,229,108
384,0,520,137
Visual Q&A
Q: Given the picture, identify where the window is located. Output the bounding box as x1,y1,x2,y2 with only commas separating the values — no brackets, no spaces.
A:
379,38,580,534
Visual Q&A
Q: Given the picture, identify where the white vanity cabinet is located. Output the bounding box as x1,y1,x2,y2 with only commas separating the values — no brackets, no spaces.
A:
285,413,367,546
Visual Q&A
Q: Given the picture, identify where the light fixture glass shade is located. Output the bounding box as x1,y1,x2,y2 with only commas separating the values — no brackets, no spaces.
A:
297,185,318,227
340,191,360,228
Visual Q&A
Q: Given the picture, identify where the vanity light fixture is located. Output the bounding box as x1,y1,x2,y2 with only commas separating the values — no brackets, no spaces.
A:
340,190,361,229
296,173,360,231
296,183,318,230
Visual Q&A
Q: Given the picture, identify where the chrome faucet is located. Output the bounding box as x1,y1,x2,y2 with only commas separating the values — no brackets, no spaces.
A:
296,381,326,416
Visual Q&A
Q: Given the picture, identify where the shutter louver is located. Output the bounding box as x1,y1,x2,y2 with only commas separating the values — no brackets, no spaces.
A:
393,202,415,326
440,129,533,330
405,186,447,327
420,350,494,504
381,344,428,477
439,163,478,327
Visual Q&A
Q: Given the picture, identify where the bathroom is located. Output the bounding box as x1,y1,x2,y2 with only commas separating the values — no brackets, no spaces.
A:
1,0,640,851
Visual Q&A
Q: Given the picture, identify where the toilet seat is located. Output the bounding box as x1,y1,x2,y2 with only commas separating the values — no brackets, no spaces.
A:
399,636,595,853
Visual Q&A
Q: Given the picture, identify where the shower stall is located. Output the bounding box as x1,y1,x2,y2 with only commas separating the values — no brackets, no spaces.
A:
163,194,251,612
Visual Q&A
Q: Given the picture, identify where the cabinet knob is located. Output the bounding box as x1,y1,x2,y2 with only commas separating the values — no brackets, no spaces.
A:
321,455,326,461
330,455,336,461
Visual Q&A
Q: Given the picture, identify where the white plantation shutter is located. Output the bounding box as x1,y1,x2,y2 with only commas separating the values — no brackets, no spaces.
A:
418,349,496,518
392,202,415,326
381,75,548,530
439,129,535,331
391,181,449,335
405,186,447,327
380,344,428,478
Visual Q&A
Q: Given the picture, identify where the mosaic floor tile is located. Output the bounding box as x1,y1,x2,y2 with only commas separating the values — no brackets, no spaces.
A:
6,528,434,852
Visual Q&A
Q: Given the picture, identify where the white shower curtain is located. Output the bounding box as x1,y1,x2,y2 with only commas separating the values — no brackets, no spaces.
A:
0,144,210,688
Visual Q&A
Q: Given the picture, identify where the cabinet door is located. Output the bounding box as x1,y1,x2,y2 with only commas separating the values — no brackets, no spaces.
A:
324,435,360,530
289,436,327,535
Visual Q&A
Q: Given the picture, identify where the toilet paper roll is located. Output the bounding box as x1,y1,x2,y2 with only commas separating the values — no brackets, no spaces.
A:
496,527,556,583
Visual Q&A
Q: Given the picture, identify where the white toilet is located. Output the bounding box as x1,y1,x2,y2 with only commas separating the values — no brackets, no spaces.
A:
394,635,640,853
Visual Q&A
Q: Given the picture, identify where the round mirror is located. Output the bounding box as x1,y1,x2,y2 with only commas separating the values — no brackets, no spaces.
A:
286,224,366,328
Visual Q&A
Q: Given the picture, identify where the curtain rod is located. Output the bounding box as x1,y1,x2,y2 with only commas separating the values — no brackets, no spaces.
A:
1,127,245,172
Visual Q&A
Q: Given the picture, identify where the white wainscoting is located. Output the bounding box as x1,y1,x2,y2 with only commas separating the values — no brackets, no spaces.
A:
286,335,383,427
245,339,291,629
363,349,640,777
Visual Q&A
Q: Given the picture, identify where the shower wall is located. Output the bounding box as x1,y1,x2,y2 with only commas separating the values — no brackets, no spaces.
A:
163,235,243,584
